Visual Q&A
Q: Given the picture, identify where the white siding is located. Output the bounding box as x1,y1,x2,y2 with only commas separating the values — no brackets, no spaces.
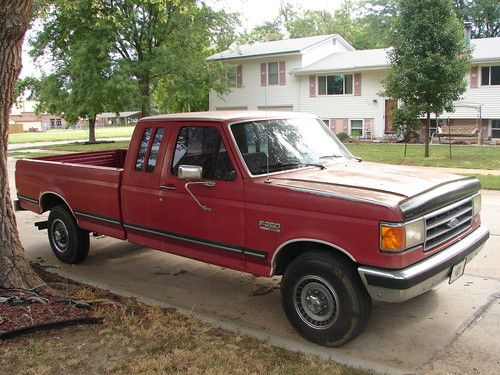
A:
297,70,387,138
443,64,500,119
210,55,303,112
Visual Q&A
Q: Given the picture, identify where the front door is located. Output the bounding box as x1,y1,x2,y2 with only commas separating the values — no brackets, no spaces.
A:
156,123,246,270
385,99,398,133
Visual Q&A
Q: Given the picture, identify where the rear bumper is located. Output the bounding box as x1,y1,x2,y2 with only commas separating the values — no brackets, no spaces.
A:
358,225,489,303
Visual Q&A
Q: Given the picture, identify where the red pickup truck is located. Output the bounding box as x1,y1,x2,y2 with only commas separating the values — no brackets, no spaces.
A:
15,111,489,346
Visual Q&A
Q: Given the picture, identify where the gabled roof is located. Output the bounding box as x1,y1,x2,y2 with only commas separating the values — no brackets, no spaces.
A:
207,34,354,61
292,37,500,74
292,48,390,75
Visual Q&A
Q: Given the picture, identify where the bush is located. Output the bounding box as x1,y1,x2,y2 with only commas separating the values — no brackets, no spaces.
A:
336,132,350,143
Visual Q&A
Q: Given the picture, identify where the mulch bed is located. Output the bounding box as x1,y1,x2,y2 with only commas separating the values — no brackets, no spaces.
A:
0,287,102,339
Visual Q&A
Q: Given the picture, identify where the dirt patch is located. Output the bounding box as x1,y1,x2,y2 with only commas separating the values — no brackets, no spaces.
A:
0,267,373,375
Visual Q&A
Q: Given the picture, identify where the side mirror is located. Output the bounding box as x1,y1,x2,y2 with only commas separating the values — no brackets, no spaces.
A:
178,165,203,181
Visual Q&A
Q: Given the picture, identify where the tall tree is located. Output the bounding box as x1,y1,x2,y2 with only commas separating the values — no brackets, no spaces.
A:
0,0,43,288
454,0,500,37
383,0,471,157
30,0,136,142
31,0,237,118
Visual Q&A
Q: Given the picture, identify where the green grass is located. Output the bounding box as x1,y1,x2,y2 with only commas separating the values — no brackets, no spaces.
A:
42,140,130,152
346,143,500,170
462,174,500,190
8,126,134,144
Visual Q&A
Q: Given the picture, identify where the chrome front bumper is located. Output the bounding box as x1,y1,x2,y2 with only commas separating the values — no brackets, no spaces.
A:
358,225,490,303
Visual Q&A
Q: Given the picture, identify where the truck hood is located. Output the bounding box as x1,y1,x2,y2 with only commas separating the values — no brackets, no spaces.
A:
271,161,477,212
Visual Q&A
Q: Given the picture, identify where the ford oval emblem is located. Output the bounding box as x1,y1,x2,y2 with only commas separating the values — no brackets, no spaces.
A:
447,217,459,228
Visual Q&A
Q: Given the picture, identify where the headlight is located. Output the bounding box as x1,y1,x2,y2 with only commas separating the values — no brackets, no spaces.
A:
472,194,481,216
380,219,425,252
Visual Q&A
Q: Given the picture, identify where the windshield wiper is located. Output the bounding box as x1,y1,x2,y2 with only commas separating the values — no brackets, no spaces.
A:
319,154,344,159
268,162,326,171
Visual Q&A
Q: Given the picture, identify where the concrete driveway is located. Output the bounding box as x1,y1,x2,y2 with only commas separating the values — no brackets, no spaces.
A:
8,157,500,374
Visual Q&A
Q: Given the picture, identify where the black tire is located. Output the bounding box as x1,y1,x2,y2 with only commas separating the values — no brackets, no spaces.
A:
48,205,90,264
281,251,372,347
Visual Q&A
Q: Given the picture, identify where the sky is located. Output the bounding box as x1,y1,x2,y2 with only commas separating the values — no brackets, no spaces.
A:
20,0,344,78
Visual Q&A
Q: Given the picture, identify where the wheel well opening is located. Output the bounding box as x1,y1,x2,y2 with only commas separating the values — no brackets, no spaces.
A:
273,241,354,276
40,194,69,213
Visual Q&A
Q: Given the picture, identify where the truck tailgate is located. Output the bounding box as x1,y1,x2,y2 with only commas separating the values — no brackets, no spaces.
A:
15,153,125,240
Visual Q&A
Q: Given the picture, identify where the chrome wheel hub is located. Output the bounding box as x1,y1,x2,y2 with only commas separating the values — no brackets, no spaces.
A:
51,219,69,253
293,275,339,329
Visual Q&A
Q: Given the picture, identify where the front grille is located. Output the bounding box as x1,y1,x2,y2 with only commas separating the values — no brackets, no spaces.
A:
424,197,473,251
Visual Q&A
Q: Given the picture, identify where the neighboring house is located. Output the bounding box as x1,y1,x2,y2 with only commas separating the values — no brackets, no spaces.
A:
96,111,142,126
208,34,500,141
9,101,66,131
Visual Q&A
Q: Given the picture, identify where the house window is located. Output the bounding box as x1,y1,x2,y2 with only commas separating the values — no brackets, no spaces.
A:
481,66,500,86
350,119,363,137
492,120,500,139
268,62,279,85
318,74,353,95
227,66,237,85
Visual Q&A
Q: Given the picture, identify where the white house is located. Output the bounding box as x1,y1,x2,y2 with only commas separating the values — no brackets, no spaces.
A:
208,34,500,141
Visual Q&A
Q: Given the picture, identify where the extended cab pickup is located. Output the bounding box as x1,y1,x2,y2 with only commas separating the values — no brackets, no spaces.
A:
15,111,489,346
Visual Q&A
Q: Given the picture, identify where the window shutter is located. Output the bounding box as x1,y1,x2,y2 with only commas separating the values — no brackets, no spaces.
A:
279,61,286,85
354,73,362,96
333,119,348,134
470,66,478,88
309,75,316,97
261,63,267,86
236,64,243,87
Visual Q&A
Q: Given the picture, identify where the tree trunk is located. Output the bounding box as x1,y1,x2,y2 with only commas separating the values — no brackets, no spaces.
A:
88,115,96,143
424,111,431,158
0,0,43,289
139,74,150,118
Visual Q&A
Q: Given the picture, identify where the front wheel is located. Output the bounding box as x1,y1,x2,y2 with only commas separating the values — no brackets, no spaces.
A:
281,251,371,347
48,205,89,264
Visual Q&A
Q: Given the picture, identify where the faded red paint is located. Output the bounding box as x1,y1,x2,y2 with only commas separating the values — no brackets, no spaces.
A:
15,111,481,278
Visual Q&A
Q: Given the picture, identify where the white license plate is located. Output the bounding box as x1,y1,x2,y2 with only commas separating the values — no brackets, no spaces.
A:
449,259,467,284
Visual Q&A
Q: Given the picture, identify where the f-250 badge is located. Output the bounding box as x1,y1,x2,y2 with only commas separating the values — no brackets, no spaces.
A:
259,220,281,232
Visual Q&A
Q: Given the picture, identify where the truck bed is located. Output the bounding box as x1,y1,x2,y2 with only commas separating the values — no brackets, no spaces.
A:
15,149,127,240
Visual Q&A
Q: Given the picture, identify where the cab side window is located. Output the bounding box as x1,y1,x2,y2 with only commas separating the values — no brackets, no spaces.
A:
146,128,165,172
135,127,152,171
171,127,236,181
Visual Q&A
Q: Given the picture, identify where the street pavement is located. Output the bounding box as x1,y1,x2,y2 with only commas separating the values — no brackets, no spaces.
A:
8,157,500,374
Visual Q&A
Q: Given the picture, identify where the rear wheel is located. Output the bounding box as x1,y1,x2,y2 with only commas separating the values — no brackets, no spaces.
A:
48,205,89,264
281,251,371,347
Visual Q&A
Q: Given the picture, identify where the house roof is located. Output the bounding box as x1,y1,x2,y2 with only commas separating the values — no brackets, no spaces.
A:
97,111,141,119
292,48,390,75
471,37,500,62
292,37,500,74
207,34,354,61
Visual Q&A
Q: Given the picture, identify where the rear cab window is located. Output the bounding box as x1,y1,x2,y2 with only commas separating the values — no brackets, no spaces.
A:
134,127,166,173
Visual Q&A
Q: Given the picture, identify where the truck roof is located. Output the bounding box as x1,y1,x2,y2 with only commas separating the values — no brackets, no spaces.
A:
141,111,317,123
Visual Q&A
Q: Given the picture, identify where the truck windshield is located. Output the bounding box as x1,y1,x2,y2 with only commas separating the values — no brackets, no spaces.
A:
231,118,353,176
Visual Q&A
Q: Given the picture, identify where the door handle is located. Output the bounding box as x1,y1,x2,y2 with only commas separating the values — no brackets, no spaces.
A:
160,184,176,191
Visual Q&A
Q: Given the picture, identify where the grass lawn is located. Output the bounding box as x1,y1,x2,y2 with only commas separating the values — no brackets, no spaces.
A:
8,126,134,144
0,269,370,375
346,143,500,170
8,141,131,158
463,174,500,190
